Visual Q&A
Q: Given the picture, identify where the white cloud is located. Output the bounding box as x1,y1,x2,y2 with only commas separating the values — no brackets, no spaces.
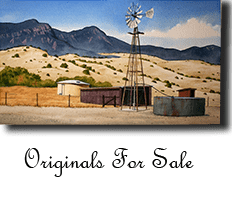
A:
145,18,220,39
0,14,16,22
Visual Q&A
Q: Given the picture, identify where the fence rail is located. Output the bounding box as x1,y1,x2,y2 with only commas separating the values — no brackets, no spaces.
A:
0,92,102,108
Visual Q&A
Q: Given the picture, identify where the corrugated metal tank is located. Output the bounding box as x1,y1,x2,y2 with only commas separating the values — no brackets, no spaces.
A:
153,97,205,116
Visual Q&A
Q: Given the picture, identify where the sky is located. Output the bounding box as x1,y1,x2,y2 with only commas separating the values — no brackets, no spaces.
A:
0,0,221,50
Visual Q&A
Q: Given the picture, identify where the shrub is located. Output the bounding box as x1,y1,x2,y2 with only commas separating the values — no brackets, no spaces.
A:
83,69,90,75
46,73,50,76
80,64,87,68
150,65,154,67
60,63,68,68
122,77,128,81
154,77,160,81
42,63,52,68
117,69,123,73
206,77,212,80
202,80,207,82
42,53,47,57
12,53,20,58
0,66,56,87
165,82,172,88
105,64,116,70
175,76,179,79
210,89,215,93
65,70,69,72
47,63,52,68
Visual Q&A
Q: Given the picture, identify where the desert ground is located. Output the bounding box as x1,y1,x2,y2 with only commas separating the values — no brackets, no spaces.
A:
0,105,220,125
0,46,220,125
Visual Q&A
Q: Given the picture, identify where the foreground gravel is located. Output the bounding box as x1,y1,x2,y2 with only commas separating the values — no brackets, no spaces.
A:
0,105,220,125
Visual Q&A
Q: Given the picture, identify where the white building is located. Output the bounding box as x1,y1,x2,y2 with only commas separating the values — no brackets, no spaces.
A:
57,80,90,96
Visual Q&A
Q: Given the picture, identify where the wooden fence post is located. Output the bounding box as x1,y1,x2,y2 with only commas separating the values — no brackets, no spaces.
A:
207,97,209,107
68,94,70,107
102,95,105,107
36,93,38,106
5,92,7,105
114,95,116,107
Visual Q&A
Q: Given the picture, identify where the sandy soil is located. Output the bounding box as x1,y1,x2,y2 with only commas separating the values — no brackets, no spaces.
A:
0,105,220,125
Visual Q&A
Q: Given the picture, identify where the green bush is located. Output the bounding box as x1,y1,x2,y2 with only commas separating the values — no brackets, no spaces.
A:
0,66,56,87
60,63,68,68
83,69,90,75
105,64,116,71
154,77,161,81
42,53,47,57
165,82,172,88
42,63,52,68
80,64,87,68
12,53,20,58
210,89,215,93
122,77,128,81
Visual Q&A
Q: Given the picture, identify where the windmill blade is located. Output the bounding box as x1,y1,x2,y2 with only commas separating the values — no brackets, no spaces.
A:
130,20,138,28
135,18,141,26
128,6,132,13
127,11,131,15
126,18,131,23
125,15,131,18
136,5,141,12
127,20,132,27
137,14,143,19
145,8,154,19
137,10,143,15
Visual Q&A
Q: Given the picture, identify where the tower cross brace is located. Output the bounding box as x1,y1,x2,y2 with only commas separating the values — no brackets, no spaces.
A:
121,27,147,111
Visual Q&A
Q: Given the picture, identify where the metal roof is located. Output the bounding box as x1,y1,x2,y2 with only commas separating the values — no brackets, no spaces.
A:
80,85,151,91
177,88,196,92
57,80,90,85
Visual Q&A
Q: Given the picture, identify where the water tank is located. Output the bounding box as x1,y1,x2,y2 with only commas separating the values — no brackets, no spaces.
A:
153,97,205,116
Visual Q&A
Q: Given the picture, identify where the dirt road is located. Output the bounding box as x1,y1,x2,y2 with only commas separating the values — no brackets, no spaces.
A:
0,105,220,125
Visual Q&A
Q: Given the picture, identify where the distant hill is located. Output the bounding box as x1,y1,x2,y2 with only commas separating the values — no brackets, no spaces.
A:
0,19,221,64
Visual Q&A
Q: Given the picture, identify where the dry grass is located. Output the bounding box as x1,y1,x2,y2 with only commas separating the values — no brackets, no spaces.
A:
0,86,104,108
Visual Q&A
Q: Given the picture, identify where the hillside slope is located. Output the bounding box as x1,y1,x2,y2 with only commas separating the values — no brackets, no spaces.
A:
0,46,220,106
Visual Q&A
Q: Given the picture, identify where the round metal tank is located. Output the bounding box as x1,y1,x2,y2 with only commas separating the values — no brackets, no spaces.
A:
153,97,205,116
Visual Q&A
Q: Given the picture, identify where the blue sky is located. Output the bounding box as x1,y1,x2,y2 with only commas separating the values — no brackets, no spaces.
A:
0,0,221,50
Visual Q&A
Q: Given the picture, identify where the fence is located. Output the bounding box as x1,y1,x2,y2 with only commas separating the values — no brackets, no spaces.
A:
0,91,102,108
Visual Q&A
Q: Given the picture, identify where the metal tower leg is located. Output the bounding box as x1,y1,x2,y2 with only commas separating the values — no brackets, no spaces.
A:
121,27,147,111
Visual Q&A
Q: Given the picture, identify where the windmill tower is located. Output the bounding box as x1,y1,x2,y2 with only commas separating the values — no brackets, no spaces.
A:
121,3,154,111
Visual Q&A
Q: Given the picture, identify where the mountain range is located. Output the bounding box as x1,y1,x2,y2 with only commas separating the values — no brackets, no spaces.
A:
0,19,221,64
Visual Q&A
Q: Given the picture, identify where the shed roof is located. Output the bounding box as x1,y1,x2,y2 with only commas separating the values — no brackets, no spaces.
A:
57,80,90,85
177,88,196,92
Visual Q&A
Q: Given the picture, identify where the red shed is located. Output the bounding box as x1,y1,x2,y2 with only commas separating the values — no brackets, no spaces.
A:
80,86,152,106
177,88,196,97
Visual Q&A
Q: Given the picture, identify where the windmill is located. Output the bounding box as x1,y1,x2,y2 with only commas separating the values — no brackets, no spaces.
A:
121,2,154,111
